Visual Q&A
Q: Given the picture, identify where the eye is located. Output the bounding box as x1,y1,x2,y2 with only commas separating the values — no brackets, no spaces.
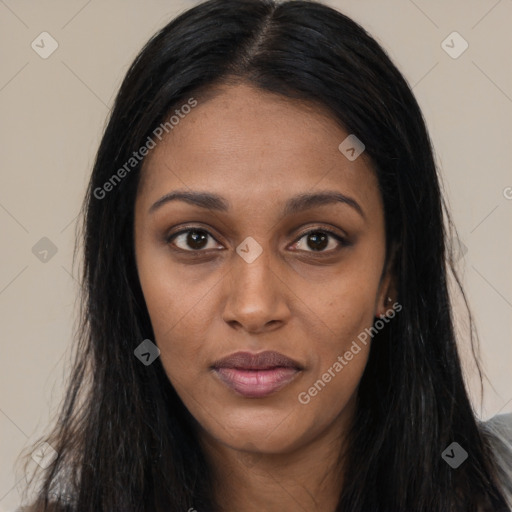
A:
167,228,223,252
291,228,347,253
166,226,348,254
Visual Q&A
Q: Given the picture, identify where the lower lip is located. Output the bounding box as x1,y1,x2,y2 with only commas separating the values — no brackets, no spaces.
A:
212,367,300,398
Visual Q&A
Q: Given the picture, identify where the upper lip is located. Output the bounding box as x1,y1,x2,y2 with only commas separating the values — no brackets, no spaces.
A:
211,351,303,370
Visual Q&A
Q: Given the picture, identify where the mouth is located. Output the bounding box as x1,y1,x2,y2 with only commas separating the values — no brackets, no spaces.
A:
211,351,303,398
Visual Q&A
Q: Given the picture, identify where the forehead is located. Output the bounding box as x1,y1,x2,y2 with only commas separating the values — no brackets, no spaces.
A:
137,83,380,214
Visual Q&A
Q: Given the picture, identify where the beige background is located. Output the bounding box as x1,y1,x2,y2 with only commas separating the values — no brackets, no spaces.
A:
1,0,511,509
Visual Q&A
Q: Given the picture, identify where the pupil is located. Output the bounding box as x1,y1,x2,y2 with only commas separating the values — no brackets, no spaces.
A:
188,230,208,249
308,232,328,251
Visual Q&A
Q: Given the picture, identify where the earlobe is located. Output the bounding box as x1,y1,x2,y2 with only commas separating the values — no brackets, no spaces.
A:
378,267,398,317
377,296,395,319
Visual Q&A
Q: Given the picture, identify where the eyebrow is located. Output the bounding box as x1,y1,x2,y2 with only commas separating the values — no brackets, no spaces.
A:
148,189,365,220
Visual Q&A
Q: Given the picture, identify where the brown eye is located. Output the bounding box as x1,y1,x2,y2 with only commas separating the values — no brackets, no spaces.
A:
168,229,220,251
292,229,346,253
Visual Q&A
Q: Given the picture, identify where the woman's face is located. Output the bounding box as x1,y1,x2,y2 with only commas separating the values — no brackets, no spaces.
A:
134,83,393,457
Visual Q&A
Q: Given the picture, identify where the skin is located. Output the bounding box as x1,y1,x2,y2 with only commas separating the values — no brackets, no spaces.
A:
134,82,396,512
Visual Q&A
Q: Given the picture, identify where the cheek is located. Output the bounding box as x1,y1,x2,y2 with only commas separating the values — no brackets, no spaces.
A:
296,300,373,426
135,247,214,371
142,280,210,361
300,234,384,329
314,272,380,348
298,271,380,402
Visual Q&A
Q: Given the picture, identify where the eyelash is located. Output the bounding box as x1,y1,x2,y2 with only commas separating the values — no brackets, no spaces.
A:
166,226,349,255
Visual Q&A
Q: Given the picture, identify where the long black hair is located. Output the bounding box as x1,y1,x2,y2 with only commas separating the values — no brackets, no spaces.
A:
17,0,509,510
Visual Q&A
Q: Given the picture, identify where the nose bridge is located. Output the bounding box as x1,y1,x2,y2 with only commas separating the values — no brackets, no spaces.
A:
223,240,288,331
232,242,275,300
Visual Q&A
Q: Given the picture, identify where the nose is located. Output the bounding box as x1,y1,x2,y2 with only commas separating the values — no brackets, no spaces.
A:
221,246,291,334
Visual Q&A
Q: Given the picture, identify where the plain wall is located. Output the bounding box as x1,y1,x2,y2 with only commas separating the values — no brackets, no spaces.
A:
1,0,511,509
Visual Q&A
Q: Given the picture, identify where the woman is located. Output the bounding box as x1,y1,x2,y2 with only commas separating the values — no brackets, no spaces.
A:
16,0,512,510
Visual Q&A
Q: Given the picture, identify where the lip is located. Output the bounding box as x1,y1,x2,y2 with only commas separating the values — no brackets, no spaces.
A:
211,351,303,398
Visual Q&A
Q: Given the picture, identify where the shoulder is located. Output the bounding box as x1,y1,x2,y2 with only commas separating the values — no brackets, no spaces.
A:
480,412,512,509
482,412,512,458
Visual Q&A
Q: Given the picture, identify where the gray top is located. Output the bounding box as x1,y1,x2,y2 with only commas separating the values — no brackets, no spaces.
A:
480,412,512,511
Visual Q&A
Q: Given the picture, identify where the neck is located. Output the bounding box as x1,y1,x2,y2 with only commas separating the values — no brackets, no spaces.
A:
198,405,354,512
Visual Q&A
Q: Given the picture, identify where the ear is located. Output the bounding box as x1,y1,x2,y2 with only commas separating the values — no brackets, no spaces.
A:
375,243,399,318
